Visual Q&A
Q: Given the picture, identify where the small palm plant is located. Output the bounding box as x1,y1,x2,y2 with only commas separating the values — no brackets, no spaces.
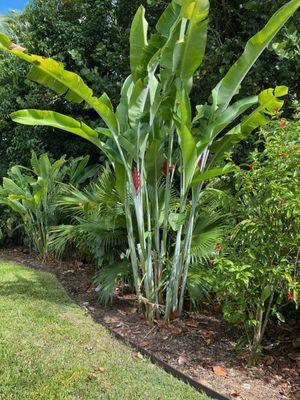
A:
0,153,97,259
1,0,299,320
0,153,67,258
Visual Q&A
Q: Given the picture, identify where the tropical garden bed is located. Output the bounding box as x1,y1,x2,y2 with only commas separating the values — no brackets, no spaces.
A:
0,1,299,399
2,248,299,400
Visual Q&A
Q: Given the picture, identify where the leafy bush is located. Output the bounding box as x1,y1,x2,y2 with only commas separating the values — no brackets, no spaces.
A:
213,118,300,358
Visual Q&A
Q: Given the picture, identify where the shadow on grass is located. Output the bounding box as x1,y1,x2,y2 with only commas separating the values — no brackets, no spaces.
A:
0,267,72,307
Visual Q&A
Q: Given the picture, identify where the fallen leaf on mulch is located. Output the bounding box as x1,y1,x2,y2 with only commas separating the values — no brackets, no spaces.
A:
264,355,275,366
196,378,210,387
170,326,182,335
170,310,180,320
154,319,165,328
212,365,228,377
184,320,198,328
231,389,241,397
202,330,214,339
178,355,189,365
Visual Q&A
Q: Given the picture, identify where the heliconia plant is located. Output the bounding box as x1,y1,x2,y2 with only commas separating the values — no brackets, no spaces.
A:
0,0,299,321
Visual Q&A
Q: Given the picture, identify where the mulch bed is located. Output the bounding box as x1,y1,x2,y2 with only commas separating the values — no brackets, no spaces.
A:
1,248,299,400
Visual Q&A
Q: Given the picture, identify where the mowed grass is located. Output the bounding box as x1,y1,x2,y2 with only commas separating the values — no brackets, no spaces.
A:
0,259,210,400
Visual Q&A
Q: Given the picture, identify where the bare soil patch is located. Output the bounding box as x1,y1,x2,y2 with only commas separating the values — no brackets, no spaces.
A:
1,248,299,400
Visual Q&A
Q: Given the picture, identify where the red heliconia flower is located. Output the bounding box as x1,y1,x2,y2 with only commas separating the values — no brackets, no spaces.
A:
279,152,286,158
198,158,203,170
279,120,288,127
287,292,294,301
133,167,140,193
215,243,222,252
162,159,174,176
248,163,254,170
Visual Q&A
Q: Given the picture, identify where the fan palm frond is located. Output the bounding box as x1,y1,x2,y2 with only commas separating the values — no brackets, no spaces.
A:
93,260,131,304
191,211,226,262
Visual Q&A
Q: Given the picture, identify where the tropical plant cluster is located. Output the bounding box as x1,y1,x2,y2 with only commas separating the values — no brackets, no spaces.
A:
0,0,299,360
0,0,299,179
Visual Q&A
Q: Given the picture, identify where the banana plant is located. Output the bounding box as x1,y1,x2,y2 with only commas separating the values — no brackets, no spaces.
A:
1,0,299,320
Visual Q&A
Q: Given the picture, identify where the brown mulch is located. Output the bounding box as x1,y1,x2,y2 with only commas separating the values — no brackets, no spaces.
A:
1,248,299,400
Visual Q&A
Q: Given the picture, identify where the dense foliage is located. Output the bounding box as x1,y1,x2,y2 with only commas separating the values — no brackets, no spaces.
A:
1,0,299,324
0,0,299,361
0,0,299,178
214,119,299,355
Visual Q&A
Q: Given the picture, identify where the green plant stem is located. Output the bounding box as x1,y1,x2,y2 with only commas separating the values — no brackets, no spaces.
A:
124,191,142,304
178,150,210,313
161,124,174,259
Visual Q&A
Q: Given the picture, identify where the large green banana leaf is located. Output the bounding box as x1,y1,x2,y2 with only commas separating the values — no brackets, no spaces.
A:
210,86,288,165
191,164,237,186
0,33,118,133
207,96,258,138
156,1,180,37
10,109,107,150
175,89,197,193
130,5,148,81
179,0,209,79
212,0,300,111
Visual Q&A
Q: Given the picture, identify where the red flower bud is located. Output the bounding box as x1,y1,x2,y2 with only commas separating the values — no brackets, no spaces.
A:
279,152,285,158
162,159,174,176
133,167,140,193
168,163,174,173
287,292,294,301
279,120,288,128
248,163,254,170
215,243,222,252
198,159,203,170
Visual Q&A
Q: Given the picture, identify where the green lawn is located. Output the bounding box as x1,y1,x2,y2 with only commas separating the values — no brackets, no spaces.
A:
0,259,210,400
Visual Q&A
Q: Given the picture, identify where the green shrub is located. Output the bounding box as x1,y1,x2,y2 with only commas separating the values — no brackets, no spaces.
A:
213,118,300,358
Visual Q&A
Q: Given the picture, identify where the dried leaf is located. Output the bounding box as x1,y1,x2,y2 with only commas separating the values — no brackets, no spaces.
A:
264,355,275,366
231,389,241,397
170,309,180,320
196,378,210,387
202,330,214,339
9,43,26,51
184,320,198,328
170,326,182,335
177,355,189,365
134,352,145,361
212,365,228,377
154,319,165,328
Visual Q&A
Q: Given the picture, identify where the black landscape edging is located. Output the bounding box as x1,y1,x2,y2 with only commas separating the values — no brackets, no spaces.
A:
6,255,230,400
92,315,231,400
